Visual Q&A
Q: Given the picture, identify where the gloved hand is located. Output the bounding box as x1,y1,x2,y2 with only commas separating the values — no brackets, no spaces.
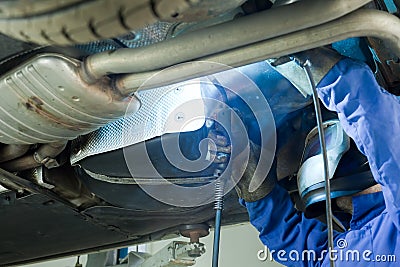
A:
234,140,277,202
269,47,343,96
291,47,343,84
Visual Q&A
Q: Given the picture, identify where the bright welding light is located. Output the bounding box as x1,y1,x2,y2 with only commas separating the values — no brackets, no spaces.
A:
163,79,206,133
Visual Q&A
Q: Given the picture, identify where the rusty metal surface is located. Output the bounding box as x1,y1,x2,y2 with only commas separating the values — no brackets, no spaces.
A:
0,53,139,144
179,224,210,243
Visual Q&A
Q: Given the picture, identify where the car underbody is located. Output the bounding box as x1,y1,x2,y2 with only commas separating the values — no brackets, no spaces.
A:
0,0,399,265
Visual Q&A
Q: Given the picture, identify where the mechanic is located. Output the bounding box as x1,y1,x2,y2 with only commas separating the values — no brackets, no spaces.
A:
235,49,400,266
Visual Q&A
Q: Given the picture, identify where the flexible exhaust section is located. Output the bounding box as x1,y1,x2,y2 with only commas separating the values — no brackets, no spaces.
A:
83,0,372,81
115,9,400,95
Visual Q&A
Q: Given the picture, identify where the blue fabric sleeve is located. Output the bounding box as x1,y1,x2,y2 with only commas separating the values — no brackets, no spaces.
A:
317,58,400,229
242,185,338,266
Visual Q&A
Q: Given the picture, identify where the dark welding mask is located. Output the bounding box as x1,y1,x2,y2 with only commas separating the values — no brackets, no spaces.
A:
297,120,377,218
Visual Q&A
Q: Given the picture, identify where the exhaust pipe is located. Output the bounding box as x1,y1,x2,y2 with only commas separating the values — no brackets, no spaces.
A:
2,0,399,147
82,0,372,81
115,8,400,94
0,52,140,144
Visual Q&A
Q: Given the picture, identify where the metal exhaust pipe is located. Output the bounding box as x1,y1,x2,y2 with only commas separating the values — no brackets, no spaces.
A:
115,9,400,95
83,0,372,81
0,52,140,144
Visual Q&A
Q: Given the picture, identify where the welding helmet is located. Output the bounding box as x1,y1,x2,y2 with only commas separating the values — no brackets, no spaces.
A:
297,119,376,218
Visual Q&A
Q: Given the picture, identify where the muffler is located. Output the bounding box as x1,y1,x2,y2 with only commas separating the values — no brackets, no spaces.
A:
0,51,139,144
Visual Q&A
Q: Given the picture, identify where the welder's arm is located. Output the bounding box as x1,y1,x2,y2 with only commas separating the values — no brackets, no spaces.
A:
241,185,339,267
316,58,400,229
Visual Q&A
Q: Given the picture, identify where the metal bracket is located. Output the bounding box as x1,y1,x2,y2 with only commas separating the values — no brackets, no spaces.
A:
32,167,55,189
